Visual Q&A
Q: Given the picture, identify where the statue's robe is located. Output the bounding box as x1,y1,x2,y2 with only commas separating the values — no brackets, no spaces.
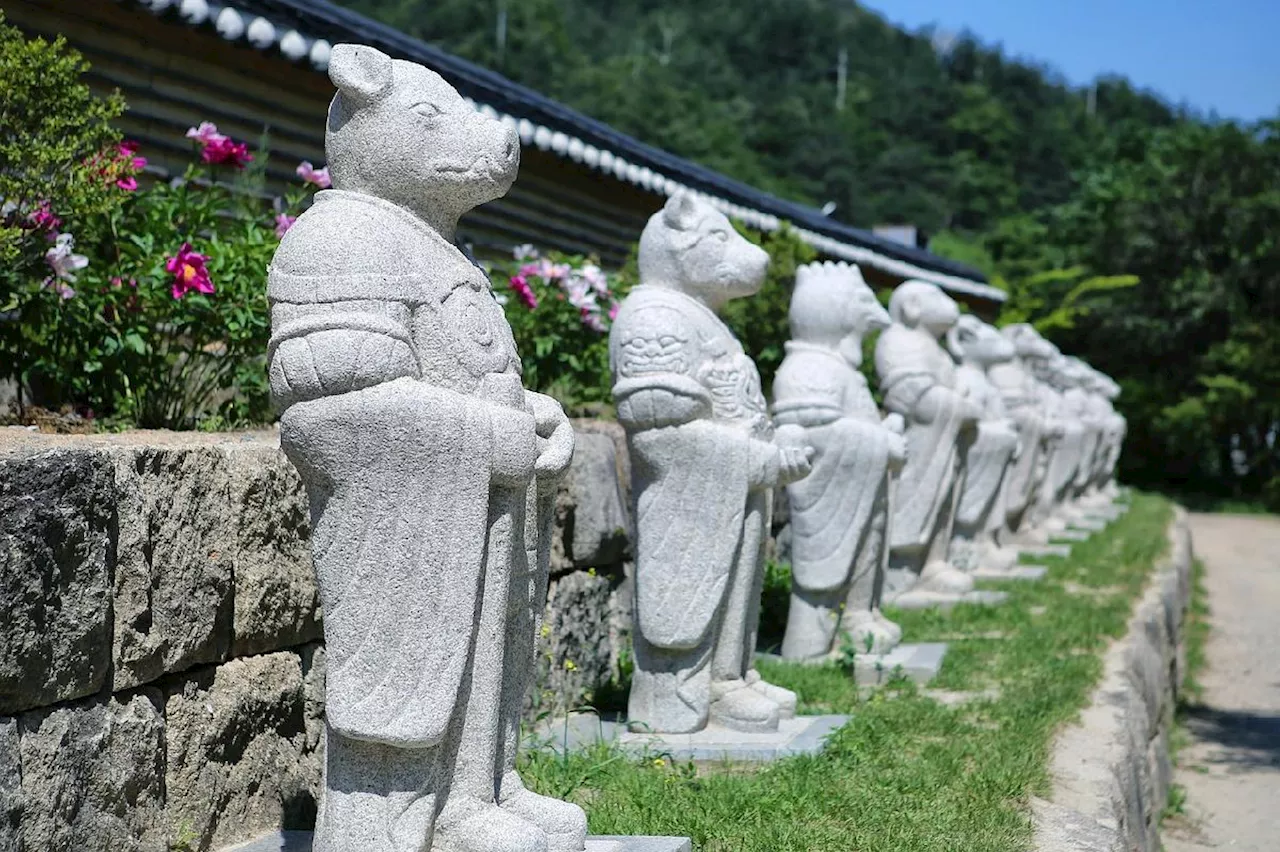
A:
988,359,1047,523
268,189,527,748
1064,386,1101,493
610,285,768,653
772,343,891,593
1036,383,1083,511
875,325,969,552
953,363,1018,532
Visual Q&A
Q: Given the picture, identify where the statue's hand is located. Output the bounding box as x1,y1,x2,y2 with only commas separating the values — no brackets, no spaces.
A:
774,423,814,485
488,403,539,488
527,391,574,479
882,413,906,435
886,430,908,468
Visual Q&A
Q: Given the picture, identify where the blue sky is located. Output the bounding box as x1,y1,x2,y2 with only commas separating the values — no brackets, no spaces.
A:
863,0,1280,121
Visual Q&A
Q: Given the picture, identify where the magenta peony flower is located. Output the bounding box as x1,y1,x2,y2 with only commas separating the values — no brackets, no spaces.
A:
274,213,297,238
27,202,61,233
116,176,138,192
608,302,620,321
509,274,538,310
165,242,215,299
201,136,253,169
296,161,331,189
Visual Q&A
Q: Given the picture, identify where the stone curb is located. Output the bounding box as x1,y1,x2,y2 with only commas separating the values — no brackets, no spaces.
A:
1033,506,1193,852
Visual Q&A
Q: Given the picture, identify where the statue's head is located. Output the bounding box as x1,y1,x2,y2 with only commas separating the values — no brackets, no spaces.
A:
1102,374,1122,400
790,261,888,364
888,280,960,339
637,193,769,310
325,44,518,224
1001,323,1057,362
946,314,1015,368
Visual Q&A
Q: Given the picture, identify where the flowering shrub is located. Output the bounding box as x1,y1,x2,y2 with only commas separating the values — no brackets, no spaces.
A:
492,245,628,416
5,111,329,429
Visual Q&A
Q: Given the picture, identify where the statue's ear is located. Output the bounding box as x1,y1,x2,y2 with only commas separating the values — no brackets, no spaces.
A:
329,44,394,107
946,322,965,359
662,193,701,231
899,290,922,326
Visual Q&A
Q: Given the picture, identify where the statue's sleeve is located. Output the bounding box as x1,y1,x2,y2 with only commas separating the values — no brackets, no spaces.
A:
268,299,418,411
772,351,845,428
875,332,938,417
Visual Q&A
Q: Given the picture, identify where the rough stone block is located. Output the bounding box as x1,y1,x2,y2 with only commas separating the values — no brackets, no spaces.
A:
111,447,235,690
18,690,166,852
227,445,320,656
536,568,622,714
164,652,318,851
555,429,631,572
0,717,19,852
0,449,113,713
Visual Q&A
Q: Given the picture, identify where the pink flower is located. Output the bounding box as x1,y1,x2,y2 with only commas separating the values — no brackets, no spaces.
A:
45,233,88,281
201,137,253,169
509,274,538,310
581,308,607,333
118,141,147,172
274,213,297,238
187,122,253,169
116,176,138,192
608,302,620,321
296,161,331,189
513,243,539,261
185,122,223,145
40,278,76,300
111,276,138,289
165,242,214,299
27,202,61,232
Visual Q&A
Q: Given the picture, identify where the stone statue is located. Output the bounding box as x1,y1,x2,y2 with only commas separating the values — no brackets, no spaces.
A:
1095,373,1126,497
945,315,1020,573
771,261,906,660
1061,357,1103,508
609,193,812,734
1006,326,1084,533
991,324,1056,536
874,281,982,599
267,45,585,852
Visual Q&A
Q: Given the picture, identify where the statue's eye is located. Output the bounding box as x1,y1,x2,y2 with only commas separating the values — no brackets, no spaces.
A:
412,102,443,118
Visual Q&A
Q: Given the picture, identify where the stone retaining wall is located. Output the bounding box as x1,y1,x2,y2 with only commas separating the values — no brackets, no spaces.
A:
1033,507,1193,852
0,423,634,852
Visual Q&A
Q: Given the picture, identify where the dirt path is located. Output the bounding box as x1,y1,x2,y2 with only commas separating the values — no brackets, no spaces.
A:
1164,513,1280,852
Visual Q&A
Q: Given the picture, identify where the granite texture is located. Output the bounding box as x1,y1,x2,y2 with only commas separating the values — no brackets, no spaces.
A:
0,450,113,714
267,44,583,852
609,193,810,735
875,281,980,600
771,261,904,661
217,832,692,852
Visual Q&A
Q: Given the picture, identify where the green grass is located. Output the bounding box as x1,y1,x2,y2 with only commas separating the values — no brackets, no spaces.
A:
520,493,1173,852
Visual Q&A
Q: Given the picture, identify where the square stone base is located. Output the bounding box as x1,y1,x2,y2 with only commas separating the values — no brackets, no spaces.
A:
891,589,1009,610
853,642,948,685
219,831,692,852
1050,528,1091,542
539,712,849,762
971,564,1048,582
1020,543,1072,558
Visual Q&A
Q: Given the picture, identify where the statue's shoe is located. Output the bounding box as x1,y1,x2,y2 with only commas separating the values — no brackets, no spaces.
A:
981,544,1020,573
839,610,900,656
498,771,588,852
917,561,975,595
710,679,780,732
872,608,904,644
435,795,548,852
744,669,797,718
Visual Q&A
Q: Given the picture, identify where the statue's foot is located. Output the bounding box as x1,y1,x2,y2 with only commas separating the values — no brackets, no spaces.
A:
744,669,797,718
839,610,899,656
981,544,1020,573
436,795,547,852
709,679,780,733
872,608,903,644
498,771,587,852
917,561,975,595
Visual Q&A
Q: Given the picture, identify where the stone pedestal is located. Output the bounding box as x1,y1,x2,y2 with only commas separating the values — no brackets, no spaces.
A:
891,589,1009,611
540,713,848,763
1018,543,1073,559
755,642,948,686
970,564,1048,582
220,833,693,852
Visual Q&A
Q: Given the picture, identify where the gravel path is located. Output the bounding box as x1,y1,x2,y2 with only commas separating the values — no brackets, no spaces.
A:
1164,513,1280,852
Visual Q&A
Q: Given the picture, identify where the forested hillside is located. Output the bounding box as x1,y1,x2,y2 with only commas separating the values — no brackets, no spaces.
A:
339,0,1280,509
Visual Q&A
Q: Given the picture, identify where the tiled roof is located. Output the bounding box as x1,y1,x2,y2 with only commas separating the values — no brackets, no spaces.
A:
127,0,1004,301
